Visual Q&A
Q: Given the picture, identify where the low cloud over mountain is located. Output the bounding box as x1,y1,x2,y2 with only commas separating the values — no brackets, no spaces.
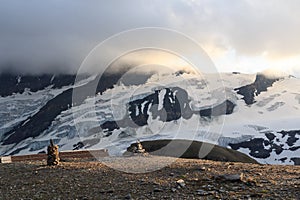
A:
1,1,300,75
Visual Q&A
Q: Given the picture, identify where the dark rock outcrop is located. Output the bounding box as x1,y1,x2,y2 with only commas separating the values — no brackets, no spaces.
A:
230,138,273,159
199,100,235,117
99,87,236,135
0,73,76,97
229,130,300,163
2,71,127,145
3,88,73,145
235,74,280,105
291,158,300,165
278,130,300,146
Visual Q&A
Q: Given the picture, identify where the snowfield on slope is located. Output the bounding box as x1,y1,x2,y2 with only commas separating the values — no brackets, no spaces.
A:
0,72,299,165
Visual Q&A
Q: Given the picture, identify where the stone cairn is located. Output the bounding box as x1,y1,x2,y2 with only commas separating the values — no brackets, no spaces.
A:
133,140,148,156
47,139,60,166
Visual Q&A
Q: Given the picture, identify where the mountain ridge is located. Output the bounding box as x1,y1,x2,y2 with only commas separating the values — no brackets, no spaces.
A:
0,71,299,165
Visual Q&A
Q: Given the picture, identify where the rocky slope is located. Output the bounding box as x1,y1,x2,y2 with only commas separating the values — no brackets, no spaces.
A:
0,73,76,97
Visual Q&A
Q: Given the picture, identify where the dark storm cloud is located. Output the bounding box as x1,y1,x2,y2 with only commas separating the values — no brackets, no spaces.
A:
0,0,300,74
0,0,168,74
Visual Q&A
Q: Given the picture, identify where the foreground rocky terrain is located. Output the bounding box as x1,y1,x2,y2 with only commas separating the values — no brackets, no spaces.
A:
0,156,299,199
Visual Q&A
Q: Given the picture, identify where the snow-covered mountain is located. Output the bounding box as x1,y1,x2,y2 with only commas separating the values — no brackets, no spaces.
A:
0,71,299,165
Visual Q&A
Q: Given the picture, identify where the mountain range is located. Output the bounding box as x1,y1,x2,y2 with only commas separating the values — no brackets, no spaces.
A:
0,70,299,165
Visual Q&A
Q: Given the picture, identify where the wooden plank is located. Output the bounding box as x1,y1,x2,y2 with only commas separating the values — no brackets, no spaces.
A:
11,154,46,162
60,149,109,159
10,149,109,162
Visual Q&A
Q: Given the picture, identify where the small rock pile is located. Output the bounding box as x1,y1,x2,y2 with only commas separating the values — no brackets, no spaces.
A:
47,139,60,166
133,140,148,156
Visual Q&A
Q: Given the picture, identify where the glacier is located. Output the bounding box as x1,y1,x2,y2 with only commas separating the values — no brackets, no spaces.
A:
0,72,299,165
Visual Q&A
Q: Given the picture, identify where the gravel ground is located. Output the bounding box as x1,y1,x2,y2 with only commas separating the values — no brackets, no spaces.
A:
0,156,299,200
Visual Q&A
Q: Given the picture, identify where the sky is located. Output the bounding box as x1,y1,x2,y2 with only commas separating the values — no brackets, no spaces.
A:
0,0,300,76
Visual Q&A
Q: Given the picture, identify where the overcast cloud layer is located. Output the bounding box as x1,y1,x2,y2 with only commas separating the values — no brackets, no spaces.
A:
0,0,300,75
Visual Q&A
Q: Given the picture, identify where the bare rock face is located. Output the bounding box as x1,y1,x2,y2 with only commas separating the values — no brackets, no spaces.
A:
235,74,280,105
47,139,60,166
